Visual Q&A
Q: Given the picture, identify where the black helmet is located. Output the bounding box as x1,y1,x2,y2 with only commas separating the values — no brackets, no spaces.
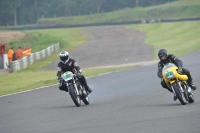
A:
59,51,70,64
158,49,168,61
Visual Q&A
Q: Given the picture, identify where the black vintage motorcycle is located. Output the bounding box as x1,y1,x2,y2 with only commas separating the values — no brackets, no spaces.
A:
61,71,90,107
162,63,194,105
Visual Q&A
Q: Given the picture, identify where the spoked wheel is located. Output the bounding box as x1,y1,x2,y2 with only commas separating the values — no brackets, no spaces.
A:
69,85,81,107
172,83,187,105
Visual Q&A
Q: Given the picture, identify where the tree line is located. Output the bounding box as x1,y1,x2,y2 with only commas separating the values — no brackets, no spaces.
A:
0,0,176,26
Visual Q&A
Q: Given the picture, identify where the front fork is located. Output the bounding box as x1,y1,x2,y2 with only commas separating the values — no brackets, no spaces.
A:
66,81,80,95
73,81,80,95
178,81,184,93
170,80,176,97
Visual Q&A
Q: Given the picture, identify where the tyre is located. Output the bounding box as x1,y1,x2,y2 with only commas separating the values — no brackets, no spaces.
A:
69,85,81,107
172,83,186,105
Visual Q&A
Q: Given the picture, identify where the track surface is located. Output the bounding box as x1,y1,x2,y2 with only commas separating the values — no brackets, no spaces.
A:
1,51,200,133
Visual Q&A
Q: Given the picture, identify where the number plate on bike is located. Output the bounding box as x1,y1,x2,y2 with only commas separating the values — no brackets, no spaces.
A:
165,70,174,79
62,71,73,81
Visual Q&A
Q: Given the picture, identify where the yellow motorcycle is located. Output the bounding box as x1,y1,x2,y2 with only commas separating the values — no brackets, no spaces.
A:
162,63,194,105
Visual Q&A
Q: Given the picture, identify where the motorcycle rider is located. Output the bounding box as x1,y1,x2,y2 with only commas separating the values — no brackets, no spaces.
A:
56,51,92,94
157,49,197,101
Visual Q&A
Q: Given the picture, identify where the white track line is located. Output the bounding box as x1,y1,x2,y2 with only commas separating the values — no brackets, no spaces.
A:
0,84,58,98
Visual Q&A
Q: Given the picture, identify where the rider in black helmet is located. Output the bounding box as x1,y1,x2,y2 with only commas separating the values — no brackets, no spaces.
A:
157,49,197,101
56,51,92,94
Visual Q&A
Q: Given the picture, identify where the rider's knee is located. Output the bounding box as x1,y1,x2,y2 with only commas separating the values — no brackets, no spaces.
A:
182,68,190,75
59,83,68,92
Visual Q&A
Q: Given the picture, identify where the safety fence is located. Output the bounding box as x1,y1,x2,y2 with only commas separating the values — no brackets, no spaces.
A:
10,43,59,72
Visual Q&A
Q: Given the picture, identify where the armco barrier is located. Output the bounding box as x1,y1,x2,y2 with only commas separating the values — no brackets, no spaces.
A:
10,43,59,72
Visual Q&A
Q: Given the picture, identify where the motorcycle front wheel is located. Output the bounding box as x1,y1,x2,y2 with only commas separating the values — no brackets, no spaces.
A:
172,83,187,105
69,85,81,107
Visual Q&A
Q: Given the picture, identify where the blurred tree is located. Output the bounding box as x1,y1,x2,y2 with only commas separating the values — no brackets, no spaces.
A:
0,0,22,26
0,0,177,26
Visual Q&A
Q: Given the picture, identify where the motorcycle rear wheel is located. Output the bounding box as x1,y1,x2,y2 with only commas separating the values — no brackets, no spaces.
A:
172,83,187,105
69,85,81,107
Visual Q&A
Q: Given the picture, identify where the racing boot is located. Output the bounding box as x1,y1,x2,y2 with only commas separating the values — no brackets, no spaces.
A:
186,73,197,91
85,85,92,94
59,79,68,92
188,81,197,91
79,75,92,94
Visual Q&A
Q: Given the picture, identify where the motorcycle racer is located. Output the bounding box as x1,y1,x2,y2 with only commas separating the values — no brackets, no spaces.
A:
157,49,197,101
56,51,92,94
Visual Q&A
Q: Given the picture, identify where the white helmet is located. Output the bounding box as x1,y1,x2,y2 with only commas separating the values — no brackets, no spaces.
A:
59,51,70,64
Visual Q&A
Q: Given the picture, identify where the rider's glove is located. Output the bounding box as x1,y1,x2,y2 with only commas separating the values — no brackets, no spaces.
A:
177,67,182,74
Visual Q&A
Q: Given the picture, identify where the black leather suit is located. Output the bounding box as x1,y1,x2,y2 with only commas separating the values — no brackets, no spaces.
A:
157,54,193,91
57,58,90,92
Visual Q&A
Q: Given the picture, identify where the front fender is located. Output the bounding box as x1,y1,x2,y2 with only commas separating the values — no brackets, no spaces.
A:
175,73,188,81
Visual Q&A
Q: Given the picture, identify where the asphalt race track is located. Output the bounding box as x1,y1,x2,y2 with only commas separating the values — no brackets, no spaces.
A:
1,51,200,133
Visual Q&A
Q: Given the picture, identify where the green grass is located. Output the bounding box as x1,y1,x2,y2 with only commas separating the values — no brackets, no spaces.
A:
82,66,138,77
0,71,57,96
7,27,88,52
127,21,200,59
37,0,200,25
26,28,88,50
8,32,61,52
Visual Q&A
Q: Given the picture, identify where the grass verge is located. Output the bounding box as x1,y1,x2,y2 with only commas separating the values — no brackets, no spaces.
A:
127,21,200,59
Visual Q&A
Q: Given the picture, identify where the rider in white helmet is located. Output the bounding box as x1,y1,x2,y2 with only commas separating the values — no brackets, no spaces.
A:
56,51,92,94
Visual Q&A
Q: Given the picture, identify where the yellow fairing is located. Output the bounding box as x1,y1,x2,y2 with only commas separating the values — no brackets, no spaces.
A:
162,66,188,87
176,73,188,81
